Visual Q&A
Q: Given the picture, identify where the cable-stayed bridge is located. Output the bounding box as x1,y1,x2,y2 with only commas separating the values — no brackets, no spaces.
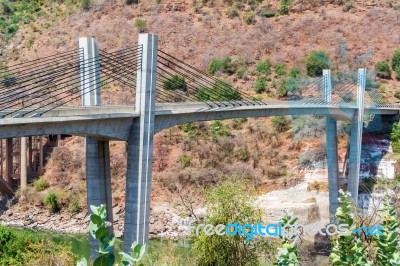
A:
0,34,398,254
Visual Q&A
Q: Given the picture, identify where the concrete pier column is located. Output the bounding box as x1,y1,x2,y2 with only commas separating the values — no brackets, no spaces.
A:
20,137,27,190
5,138,12,184
326,117,339,222
28,137,32,176
123,33,158,251
323,69,339,221
80,37,111,258
39,137,44,176
347,69,367,205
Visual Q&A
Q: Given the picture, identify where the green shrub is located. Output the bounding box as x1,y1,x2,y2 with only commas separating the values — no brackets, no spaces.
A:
391,122,400,153
208,57,234,75
44,191,60,213
211,120,230,137
80,0,91,10
243,12,255,24
254,78,266,93
180,155,191,168
163,75,187,91
256,7,277,17
395,67,400,80
373,194,400,266
305,51,330,77
196,80,242,101
1,2,14,16
395,91,400,100
256,59,271,76
392,49,400,71
126,0,139,4
134,18,147,33
285,77,300,94
288,67,301,78
68,197,81,214
280,0,292,14
193,181,271,266
0,226,77,265
226,6,239,18
271,116,289,133
275,63,287,76
236,66,246,78
343,2,353,12
252,94,263,101
33,177,49,192
375,61,391,79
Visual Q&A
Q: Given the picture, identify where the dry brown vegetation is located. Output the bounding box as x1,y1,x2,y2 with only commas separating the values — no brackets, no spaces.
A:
4,0,400,210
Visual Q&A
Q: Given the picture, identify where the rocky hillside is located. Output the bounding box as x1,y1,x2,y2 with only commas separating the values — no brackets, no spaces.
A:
1,0,400,234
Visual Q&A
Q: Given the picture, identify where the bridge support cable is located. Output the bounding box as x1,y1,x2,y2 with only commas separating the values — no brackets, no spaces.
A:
156,58,242,106
123,33,158,251
157,50,263,106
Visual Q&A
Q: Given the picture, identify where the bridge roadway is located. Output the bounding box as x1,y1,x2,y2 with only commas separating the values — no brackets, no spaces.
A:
0,101,397,140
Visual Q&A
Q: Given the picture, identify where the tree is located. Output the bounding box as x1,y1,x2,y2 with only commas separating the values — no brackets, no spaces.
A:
392,49,400,71
271,116,289,133
305,51,330,77
375,61,391,79
373,193,400,266
192,181,270,266
390,122,400,153
329,190,372,266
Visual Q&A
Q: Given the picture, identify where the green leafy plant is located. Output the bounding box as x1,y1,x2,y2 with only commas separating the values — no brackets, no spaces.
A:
254,78,266,93
77,204,146,266
392,49,400,71
208,57,234,75
305,51,330,77
375,61,392,79
329,190,372,266
275,63,287,76
256,59,271,76
280,0,292,14
80,0,91,10
373,193,400,266
44,191,60,213
274,213,299,265
391,122,400,153
119,242,146,266
395,67,400,81
163,75,187,91
288,67,301,78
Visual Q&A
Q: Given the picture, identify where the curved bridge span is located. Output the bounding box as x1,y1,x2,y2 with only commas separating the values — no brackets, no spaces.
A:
0,33,398,255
